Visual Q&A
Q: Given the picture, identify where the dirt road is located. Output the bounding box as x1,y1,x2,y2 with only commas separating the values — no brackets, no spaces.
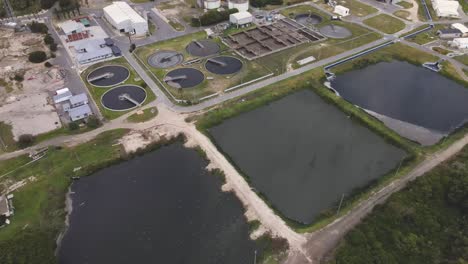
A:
283,132,468,264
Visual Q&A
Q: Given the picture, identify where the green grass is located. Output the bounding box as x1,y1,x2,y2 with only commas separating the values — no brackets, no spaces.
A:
363,14,406,34
0,122,15,153
81,57,156,120
134,31,271,104
168,20,185,32
459,0,468,12
127,107,158,123
397,1,414,8
454,54,468,66
432,46,451,55
0,129,129,264
394,10,411,20
416,0,438,21
402,24,442,45
316,0,378,17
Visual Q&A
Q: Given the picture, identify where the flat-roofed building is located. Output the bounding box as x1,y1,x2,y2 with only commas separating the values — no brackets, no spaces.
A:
69,104,92,121
103,1,148,36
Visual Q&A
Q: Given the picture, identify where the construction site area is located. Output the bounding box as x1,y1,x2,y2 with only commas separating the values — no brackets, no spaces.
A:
223,18,325,60
0,28,64,151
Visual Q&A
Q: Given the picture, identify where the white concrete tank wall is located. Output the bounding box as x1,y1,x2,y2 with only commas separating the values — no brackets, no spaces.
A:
204,0,221,9
228,0,249,12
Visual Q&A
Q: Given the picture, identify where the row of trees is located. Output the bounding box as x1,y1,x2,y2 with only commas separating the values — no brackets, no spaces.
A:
52,1,81,20
250,0,283,7
191,8,238,27
333,145,468,263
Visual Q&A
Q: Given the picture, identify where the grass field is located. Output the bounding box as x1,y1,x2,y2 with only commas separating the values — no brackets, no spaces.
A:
81,57,156,120
394,10,411,20
402,24,443,45
0,129,128,264
134,31,271,104
127,107,158,123
416,0,439,21
0,122,15,154
397,0,414,8
317,0,378,17
454,54,468,66
363,14,406,34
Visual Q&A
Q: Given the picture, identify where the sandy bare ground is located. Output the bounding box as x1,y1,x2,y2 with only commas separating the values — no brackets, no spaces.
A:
406,0,420,22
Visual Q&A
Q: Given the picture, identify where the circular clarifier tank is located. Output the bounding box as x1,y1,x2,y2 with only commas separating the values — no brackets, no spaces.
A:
164,68,205,89
205,56,243,75
87,65,130,87
319,24,352,39
101,85,147,111
186,40,220,57
148,50,184,68
295,13,323,26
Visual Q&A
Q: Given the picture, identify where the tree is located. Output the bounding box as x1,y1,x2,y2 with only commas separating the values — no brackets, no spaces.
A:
44,61,53,68
44,34,54,45
86,116,101,128
17,134,35,148
41,0,58,9
49,42,58,52
68,121,79,131
29,21,48,34
28,51,47,63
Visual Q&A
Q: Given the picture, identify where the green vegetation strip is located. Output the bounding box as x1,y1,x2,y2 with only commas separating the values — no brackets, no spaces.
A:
127,107,158,123
363,14,406,34
333,143,468,263
81,57,156,120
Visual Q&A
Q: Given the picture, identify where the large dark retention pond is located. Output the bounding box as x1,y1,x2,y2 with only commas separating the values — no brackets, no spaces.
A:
209,90,406,224
332,61,468,136
59,143,258,264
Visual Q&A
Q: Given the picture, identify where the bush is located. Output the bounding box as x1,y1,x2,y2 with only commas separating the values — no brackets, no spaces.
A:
13,72,24,82
29,21,48,34
44,61,53,68
50,52,56,58
28,51,47,63
68,121,79,131
140,82,148,89
41,0,57,9
49,42,58,52
44,34,54,45
129,43,136,53
192,8,238,27
86,116,101,129
251,0,283,7
17,134,35,148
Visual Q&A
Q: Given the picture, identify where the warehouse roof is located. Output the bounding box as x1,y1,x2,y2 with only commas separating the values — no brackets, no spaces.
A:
69,104,92,121
69,93,88,105
103,1,146,25
53,91,73,104
230,11,252,20
60,20,85,35
452,23,468,34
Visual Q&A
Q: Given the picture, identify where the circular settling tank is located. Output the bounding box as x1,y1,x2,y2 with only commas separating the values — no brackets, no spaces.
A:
101,85,147,111
164,68,204,89
87,65,130,87
319,25,352,39
295,13,323,26
148,50,184,68
186,40,220,57
205,56,243,75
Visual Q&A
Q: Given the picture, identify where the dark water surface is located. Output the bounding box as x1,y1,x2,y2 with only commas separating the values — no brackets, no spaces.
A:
332,61,468,133
210,90,406,224
59,143,257,264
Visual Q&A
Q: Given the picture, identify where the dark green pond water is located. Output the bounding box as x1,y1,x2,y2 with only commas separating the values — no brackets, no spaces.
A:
59,143,259,264
210,90,406,224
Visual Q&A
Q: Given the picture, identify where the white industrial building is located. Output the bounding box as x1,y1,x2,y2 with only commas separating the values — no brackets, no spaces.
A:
103,1,148,36
74,39,113,64
60,20,86,35
228,0,249,12
334,5,350,17
452,23,468,36
432,0,460,18
230,11,253,27
68,104,92,121
451,38,468,49
204,0,221,9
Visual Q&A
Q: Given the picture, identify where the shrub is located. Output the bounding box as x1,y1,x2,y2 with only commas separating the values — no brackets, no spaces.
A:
251,0,283,7
44,61,53,68
28,51,47,63
49,42,58,52
44,34,54,45
41,0,57,9
129,43,136,53
29,21,48,34
13,72,24,82
86,116,101,128
140,82,147,89
17,134,35,148
68,121,79,131
50,52,56,58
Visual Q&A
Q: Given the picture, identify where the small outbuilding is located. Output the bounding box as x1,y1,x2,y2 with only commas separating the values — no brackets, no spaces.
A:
69,104,92,121
230,11,253,28
60,20,86,35
53,90,73,104
437,28,462,39
0,194,13,227
334,5,350,17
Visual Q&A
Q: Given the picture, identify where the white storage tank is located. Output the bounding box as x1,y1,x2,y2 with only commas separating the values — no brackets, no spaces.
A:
204,0,221,9
228,0,249,12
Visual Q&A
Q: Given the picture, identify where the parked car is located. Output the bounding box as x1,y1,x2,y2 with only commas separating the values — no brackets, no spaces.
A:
331,15,342,20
